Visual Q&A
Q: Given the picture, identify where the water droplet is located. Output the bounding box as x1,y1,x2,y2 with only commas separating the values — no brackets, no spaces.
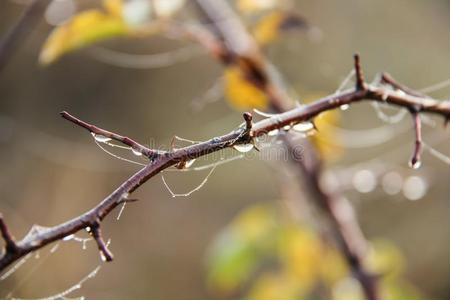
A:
92,133,112,143
409,159,422,169
283,125,291,131
63,234,74,241
403,176,427,201
352,169,377,193
100,252,107,262
292,122,314,133
185,159,196,168
131,148,142,156
73,284,81,290
268,129,279,136
233,144,254,153
381,172,403,195
85,226,91,233
340,104,350,111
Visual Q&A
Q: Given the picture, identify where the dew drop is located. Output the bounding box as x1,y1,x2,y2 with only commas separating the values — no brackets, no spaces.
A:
85,226,91,233
283,125,291,131
408,159,422,169
233,144,254,153
100,252,107,262
131,148,143,156
340,104,350,111
381,172,403,195
352,169,377,193
403,176,427,201
185,159,196,168
268,129,280,136
292,122,314,133
92,133,112,143
63,234,74,241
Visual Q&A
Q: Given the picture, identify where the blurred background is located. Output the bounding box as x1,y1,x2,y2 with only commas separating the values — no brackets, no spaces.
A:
0,0,449,299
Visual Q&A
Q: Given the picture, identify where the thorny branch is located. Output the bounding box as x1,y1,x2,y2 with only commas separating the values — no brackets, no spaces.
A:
0,61,448,276
185,1,447,299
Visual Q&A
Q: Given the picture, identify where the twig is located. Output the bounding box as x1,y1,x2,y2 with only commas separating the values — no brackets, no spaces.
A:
60,111,162,159
0,71,448,274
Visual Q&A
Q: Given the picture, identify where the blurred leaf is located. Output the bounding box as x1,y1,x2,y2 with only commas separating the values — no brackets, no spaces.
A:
103,0,123,18
382,280,422,300
366,239,405,279
224,66,268,111
278,226,322,290
206,204,278,295
40,9,128,65
252,11,308,45
320,247,348,285
236,0,278,14
246,272,305,300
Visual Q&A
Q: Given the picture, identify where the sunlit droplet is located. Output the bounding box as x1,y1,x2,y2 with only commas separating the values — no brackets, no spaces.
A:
352,169,377,193
185,159,196,168
340,104,350,111
408,159,422,170
233,144,254,153
268,129,279,136
92,133,112,143
85,226,91,233
100,252,107,262
292,122,314,132
283,125,291,131
403,176,427,201
131,148,142,156
63,234,74,241
381,172,403,195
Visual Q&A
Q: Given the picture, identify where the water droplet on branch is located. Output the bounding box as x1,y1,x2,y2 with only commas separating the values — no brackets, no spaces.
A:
340,104,350,111
233,143,254,153
92,133,112,143
131,148,143,156
408,159,422,170
185,159,196,168
292,122,314,133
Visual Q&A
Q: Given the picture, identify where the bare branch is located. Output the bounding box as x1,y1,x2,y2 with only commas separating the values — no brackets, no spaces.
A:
91,222,113,262
60,111,162,159
409,111,423,169
354,53,366,90
0,214,19,254
0,67,447,274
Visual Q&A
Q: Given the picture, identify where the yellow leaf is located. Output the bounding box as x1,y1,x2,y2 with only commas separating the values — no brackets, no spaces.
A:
246,272,304,300
224,66,268,111
252,11,309,45
366,239,405,279
278,226,322,290
103,0,123,18
237,0,277,14
252,12,284,45
40,10,128,65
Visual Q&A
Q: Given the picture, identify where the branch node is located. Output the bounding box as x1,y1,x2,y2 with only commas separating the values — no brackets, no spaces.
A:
353,54,366,91
243,112,253,131
409,111,422,169
0,214,19,254
91,221,113,262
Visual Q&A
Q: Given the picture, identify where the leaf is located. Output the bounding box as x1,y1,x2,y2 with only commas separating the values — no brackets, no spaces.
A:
237,0,278,14
246,272,305,300
366,239,405,279
224,66,268,111
252,11,308,46
40,10,128,65
278,226,322,290
206,204,278,296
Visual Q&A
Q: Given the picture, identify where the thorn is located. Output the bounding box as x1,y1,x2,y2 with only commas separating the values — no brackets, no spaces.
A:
0,214,19,253
353,53,365,90
91,221,113,262
409,112,422,169
243,112,253,131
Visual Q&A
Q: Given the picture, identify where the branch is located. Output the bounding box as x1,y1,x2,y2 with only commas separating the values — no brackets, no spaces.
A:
60,111,162,159
0,72,448,273
0,0,51,73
